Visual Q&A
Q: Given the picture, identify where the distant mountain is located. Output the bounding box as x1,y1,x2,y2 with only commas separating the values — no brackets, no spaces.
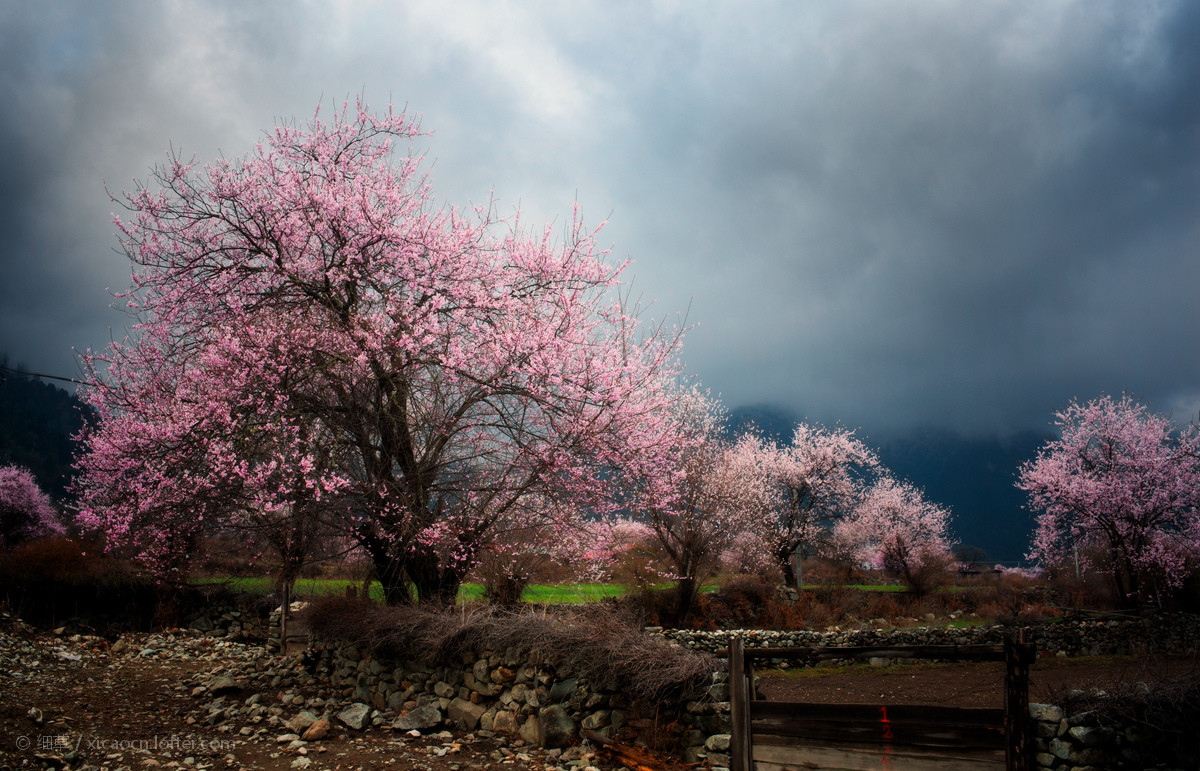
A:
727,404,801,444
872,428,1049,565
727,404,1050,564
0,364,93,502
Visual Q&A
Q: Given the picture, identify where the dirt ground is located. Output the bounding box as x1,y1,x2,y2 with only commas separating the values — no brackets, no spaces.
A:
757,653,1200,708
0,620,678,771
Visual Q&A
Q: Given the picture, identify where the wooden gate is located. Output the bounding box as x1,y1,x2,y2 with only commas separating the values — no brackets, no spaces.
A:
728,635,1035,771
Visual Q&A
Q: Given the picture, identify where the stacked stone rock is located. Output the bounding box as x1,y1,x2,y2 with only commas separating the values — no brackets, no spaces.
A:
254,612,1199,763
659,614,1200,658
1027,702,1187,771
187,605,269,641
302,639,731,758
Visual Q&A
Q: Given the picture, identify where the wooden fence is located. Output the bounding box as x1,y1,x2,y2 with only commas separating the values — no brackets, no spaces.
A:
727,635,1036,771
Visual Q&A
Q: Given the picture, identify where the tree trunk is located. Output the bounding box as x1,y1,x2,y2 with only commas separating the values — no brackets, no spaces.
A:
406,552,465,606
777,543,799,589
371,552,414,605
672,575,697,626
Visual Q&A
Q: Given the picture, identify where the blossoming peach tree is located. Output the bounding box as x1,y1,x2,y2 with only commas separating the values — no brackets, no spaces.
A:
833,475,955,593
0,465,61,549
1018,394,1200,604
75,102,683,604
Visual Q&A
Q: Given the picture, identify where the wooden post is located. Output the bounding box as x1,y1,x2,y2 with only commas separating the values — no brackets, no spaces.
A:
279,583,290,655
1003,629,1035,771
729,637,753,771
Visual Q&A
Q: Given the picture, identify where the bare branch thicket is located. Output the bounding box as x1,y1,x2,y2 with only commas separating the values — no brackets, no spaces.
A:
304,598,717,703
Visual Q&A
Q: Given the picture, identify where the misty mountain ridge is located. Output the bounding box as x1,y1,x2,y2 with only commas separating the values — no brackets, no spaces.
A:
728,404,1049,564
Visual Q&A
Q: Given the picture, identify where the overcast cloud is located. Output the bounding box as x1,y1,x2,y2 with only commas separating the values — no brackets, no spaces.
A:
1,0,1197,437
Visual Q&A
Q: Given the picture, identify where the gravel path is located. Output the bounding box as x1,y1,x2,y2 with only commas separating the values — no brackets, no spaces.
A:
0,614,676,771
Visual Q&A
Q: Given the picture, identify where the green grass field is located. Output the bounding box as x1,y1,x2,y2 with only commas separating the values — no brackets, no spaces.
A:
192,576,629,604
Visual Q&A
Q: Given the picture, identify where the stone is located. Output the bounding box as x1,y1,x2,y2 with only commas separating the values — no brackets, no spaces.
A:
1028,703,1063,722
208,676,241,696
337,703,372,730
1068,724,1105,746
433,680,456,699
705,733,732,751
492,710,518,735
1049,737,1071,760
519,715,540,745
447,697,487,730
394,705,443,731
287,711,319,734
549,677,578,704
538,704,576,749
1068,746,1107,765
580,711,611,730
301,719,330,741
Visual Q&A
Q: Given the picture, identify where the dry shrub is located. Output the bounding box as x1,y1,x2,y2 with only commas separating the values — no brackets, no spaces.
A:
303,597,717,704
1050,664,1200,768
0,535,167,630
697,575,803,629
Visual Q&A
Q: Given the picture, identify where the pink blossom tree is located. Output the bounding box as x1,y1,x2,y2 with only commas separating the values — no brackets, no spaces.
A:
632,387,771,622
0,465,62,549
752,424,880,587
1018,394,1200,604
76,101,682,605
833,475,955,593
75,315,351,590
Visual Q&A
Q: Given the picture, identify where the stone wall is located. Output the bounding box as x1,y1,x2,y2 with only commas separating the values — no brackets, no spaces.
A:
297,637,730,764
660,613,1200,658
186,605,269,641
243,611,1199,769
1029,701,1196,771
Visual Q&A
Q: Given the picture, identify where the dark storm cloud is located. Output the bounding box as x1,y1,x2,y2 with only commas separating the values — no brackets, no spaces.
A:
1,1,1196,436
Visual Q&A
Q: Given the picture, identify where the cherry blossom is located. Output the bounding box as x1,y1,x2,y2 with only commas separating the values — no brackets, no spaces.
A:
0,465,62,549
1018,394,1200,604
76,101,682,604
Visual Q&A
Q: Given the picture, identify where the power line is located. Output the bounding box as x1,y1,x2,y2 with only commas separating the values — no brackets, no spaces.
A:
0,365,88,387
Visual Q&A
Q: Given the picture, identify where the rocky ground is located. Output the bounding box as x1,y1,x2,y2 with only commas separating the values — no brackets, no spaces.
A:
0,614,679,771
6,607,1196,771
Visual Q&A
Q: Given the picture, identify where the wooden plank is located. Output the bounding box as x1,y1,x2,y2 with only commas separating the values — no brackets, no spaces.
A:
752,718,1004,750
752,701,1004,727
753,740,1006,771
738,644,1006,662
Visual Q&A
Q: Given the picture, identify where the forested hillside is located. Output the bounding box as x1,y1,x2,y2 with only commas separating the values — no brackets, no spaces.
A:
0,361,91,502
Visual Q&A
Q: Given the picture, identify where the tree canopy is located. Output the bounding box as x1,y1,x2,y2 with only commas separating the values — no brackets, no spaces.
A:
75,102,682,603
1019,394,1200,604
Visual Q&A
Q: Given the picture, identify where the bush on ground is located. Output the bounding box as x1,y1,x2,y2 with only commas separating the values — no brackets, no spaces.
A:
1051,667,1200,768
303,597,716,704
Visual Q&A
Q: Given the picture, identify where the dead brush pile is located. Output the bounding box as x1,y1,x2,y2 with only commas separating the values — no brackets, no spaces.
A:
304,598,718,704
1051,664,1200,768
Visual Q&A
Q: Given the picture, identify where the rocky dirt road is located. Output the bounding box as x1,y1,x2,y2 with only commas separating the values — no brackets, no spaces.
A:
0,614,664,771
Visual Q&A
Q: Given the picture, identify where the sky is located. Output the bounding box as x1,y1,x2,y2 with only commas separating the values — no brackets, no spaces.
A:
1,0,1198,439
